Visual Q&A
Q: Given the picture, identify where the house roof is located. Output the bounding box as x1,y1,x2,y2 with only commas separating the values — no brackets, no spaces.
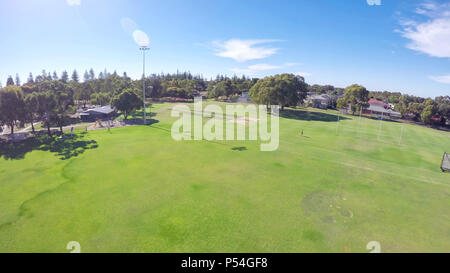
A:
368,99,388,107
84,105,115,115
310,94,331,101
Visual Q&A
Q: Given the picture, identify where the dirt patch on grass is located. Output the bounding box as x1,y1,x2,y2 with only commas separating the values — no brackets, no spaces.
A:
301,190,334,217
301,190,354,223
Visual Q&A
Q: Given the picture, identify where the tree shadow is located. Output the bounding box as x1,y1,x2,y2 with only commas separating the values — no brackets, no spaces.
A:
231,146,247,151
281,109,350,122
122,118,159,126
0,134,98,161
364,116,401,123
129,111,157,119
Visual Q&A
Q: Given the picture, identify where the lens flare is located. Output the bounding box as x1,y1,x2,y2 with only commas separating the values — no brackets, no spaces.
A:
133,30,150,48
120,17,138,35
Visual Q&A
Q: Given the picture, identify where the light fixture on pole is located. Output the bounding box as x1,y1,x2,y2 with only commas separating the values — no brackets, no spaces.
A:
140,46,150,124
133,30,150,125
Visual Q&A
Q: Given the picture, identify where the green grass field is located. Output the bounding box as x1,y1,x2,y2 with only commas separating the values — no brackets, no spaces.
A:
0,102,449,253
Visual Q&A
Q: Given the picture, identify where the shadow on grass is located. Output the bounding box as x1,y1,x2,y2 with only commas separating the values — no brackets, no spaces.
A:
231,146,247,151
128,110,157,120
363,115,401,123
0,134,98,161
281,109,350,122
121,117,159,126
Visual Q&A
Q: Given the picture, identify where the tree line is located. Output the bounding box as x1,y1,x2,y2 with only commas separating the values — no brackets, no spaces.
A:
1,69,449,136
336,84,450,126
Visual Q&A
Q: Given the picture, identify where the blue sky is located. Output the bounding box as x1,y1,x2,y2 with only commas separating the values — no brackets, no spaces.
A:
0,0,449,98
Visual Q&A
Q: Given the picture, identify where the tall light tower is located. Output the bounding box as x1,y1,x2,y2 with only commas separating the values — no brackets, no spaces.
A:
133,30,150,125
140,46,150,125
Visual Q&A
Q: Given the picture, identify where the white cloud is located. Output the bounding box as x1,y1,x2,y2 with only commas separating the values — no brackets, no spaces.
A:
66,0,81,6
248,64,281,71
429,74,450,84
294,72,312,77
284,62,303,67
231,63,310,77
231,63,282,76
399,1,450,58
213,39,280,62
403,18,450,58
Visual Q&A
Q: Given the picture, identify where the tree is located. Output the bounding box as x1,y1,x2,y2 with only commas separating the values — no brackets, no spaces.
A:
249,74,307,110
24,93,40,133
148,77,163,98
83,70,90,82
15,73,21,86
89,68,95,80
419,99,438,125
210,79,234,98
52,89,75,134
91,92,110,106
61,71,69,83
27,73,34,84
421,105,436,125
6,76,14,86
435,96,450,125
41,69,48,80
111,89,142,120
71,70,79,82
36,91,57,136
438,103,450,124
30,80,74,135
0,85,25,135
336,98,346,110
75,82,92,108
52,71,59,81
340,84,369,115
407,103,424,121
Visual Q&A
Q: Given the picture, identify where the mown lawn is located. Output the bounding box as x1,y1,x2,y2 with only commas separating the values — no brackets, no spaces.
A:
0,102,449,252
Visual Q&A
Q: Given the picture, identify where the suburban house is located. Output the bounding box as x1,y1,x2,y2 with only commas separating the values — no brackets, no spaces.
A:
80,105,116,122
237,92,251,103
306,94,333,109
363,99,401,118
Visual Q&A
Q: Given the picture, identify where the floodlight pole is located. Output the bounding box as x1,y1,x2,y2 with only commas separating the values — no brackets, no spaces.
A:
140,46,150,125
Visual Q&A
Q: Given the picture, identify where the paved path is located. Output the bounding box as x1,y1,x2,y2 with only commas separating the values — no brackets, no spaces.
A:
18,122,41,133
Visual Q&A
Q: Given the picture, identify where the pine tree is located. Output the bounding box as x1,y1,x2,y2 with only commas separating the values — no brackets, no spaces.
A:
71,70,79,82
6,75,14,86
61,71,69,83
27,73,34,84
84,70,90,82
89,68,95,80
52,71,59,80
15,73,21,86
